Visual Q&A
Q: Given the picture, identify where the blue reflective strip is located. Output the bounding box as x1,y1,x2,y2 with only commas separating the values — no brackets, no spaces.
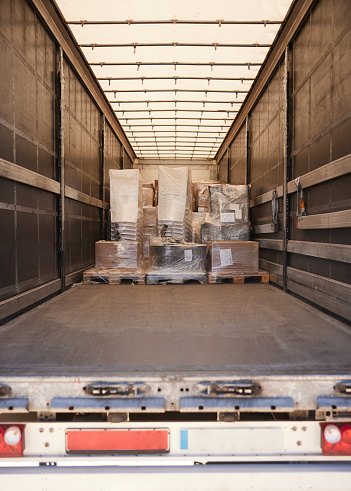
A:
180,430,188,450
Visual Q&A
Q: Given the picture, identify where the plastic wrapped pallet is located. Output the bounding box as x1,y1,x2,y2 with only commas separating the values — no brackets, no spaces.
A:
142,184,154,207
199,184,250,242
95,240,142,271
209,184,249,222
206,241,259,274
158,166,192,241
200,221,250,243
109,169,143,242
195,182,221,212
148,237,207,273
192,211,207,243
143,206,157,260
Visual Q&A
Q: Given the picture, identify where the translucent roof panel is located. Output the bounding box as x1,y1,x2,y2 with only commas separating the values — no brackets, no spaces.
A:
55,0,294,161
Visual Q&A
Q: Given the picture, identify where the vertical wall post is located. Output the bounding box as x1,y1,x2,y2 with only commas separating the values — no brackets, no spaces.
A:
121,147,124,169
245,115,250,186
283,46,290,293
58,46,65,292
100,114,106,240
227,148,230,183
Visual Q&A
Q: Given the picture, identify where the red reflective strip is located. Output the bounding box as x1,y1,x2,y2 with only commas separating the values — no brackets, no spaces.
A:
66,429,169,452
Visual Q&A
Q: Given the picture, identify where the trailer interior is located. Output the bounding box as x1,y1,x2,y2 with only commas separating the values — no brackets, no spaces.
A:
0,0,350,488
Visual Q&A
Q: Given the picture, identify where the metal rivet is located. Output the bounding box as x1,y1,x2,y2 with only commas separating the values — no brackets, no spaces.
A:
292,426,297,431
45,442,50,447
297,441,302,446
302,426,307,431
49,428,54,433
39,428,44,433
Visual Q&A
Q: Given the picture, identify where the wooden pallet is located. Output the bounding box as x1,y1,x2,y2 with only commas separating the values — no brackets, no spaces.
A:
208,270,270,285
83,268,146,285
146,272,208,285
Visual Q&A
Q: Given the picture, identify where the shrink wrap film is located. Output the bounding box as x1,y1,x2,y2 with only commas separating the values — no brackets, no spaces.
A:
143,206,157,260
209,184,249,222
200,221,250,243
158,166,192,241
148,237,207,273
95,241,142,271
109,169,143,242
142,186,154,207
199,184,250,242
192,211,207,243
206,241,259,274
195,182,221,212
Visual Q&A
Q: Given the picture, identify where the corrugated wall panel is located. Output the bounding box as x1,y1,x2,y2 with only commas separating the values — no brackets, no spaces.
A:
0,0,133,317
225,0,350,320
0,0,58,302
290,0,351,287
229,125,246,185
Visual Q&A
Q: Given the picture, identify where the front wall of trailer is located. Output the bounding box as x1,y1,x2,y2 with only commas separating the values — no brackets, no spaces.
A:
225,0,351,321
0,0,127,315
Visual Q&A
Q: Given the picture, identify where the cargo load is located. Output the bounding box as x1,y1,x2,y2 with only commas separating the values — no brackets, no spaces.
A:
206,241,259,275
95,240,142,271
148,237,207,273
157,166,192,241
109,169,144,242
142,183,154,207
143,206,157,260
200,184,250,242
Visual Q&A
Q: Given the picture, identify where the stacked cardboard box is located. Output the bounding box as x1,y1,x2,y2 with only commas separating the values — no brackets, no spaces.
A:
158,166,192,241
206,241,259,275
109,169,143,243
143,206,157,260
95,241,142,271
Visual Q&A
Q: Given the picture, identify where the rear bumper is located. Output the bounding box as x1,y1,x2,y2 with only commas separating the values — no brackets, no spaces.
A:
1,463,350,491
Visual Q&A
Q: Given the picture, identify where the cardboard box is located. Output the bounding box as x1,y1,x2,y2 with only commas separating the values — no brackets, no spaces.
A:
206,241,259,274
95,241,141,271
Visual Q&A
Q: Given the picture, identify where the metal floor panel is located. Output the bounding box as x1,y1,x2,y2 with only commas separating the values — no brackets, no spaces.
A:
0,284,350,376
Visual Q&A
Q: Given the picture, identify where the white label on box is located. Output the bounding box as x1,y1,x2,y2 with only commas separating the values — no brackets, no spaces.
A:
184,250,192,262
229,203,240,212
235,209,243,220
220,249,233,267
221,212,235,223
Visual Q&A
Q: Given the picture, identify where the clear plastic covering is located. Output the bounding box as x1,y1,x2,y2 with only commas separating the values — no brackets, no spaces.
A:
192,211,207,243
95,240,142,271
109,169,144,242
208,184,249,222
143,206,157,260
195,182,221,212
199,184,250,242
142,184,154,207
158,166,192,241
206,240,259,274
200,221,250,242
148,237,207,273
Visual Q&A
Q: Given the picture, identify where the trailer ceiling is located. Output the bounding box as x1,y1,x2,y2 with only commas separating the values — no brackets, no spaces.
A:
54,0,294,161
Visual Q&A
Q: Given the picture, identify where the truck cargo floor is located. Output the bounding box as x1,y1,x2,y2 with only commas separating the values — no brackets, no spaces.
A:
1,284,350,377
